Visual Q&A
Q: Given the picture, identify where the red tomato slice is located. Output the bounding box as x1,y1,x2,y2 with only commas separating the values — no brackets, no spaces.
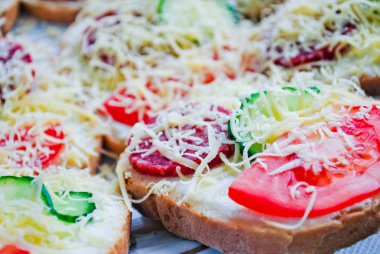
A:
0,245,29,254
0,125,65,168
129,105,234,177
229,106,380,218
103,87,150,126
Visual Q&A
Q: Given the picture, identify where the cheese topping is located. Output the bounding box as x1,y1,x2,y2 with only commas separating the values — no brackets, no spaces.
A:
256,0,380,78
122,76,376,229
0,167,127,254
0,39,35,105
0,91,104,171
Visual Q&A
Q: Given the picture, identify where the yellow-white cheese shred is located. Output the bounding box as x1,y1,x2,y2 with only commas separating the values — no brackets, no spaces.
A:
121,102,232,202
0,91,105,171
58,0,261,116
0,166,128,254
256,0,380,79
0,39,35,104
122,76,376,229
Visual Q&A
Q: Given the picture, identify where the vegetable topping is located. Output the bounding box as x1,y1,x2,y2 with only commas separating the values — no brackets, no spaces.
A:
0,125,65,168
0,176,96,223
229,105,380,218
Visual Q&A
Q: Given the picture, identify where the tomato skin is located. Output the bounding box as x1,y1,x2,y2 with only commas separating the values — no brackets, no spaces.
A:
39,126,65,167
0,125,65,168
103,88,150,126
0,245,29,254
229,106,380,218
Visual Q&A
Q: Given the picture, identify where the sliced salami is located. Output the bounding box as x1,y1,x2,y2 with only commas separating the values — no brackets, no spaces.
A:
128,104,234,177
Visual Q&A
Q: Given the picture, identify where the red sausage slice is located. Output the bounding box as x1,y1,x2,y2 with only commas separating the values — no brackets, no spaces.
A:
129,105,234,177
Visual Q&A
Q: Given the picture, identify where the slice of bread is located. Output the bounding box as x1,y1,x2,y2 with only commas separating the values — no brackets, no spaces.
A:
21,0,83,23
121,159,380,254
0,166,131,254
0,0,19,34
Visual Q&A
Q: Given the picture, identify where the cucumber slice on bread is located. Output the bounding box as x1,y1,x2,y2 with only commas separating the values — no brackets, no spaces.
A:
228,86,320,156
0,176,53,206
158,0,240,23
0,175,95,223
50,191,96,223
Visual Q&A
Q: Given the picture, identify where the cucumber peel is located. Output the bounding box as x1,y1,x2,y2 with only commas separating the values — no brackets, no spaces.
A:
50,192,96,223
0,176,95,224
157,0,239,24
228,87,320,157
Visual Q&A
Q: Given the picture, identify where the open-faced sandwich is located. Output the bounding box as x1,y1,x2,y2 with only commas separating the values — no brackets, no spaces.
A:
0,166,130,254
118,78,380,253
0,92,103,173
59,0,260,155
0,37,103,172
21,0,83,23
0,0,19,34
254,0,380,96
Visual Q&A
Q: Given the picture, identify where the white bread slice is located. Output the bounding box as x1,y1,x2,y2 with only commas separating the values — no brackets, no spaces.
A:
0,0,19,34
120,159,380,254
0,166,131,254
21,0,83,23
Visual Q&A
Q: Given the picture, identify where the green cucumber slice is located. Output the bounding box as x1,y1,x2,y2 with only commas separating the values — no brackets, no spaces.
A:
0,176,53,207
0,176,96,224
222,3,240,23
228,87,320,157
158,0,239,23
157,0,239,47
50,192,96,223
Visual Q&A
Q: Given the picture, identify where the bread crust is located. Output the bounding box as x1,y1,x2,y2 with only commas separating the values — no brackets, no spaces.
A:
21,0,82,23
0,0,19,34
104,134,127,155
360,75,380,96
88,136,103,174
125,168,380,254
109,210,131,254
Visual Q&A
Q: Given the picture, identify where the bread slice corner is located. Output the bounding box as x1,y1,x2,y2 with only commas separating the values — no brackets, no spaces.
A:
0,0,19,34
21,0,82,23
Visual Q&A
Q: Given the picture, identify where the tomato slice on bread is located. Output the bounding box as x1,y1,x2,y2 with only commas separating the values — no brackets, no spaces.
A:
103,87,150,126
0,245,29,254
0,125,65,168
229,106,380,218
128,104,234,177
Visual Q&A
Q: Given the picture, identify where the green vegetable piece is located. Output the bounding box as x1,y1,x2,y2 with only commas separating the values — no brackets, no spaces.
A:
0,176,96,224
228,87,320,157
157,0,166,18
222,3,241,23
158,0,240,24
50,191,96,224
0,176,53,208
